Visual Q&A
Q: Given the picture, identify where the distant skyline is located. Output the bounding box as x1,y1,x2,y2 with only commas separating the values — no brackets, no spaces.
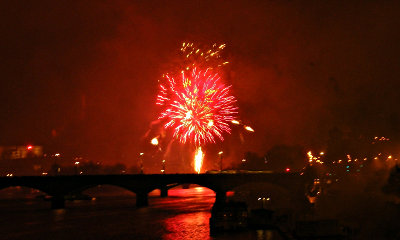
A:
1,1,400,168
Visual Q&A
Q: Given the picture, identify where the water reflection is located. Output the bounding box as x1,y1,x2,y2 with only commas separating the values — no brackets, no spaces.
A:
164,212,211,240
0,186,283,240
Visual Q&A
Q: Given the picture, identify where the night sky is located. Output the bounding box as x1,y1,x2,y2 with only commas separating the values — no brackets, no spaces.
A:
1,1,400,168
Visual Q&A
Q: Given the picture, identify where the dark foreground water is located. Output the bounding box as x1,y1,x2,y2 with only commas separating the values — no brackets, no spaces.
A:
0,186,282,240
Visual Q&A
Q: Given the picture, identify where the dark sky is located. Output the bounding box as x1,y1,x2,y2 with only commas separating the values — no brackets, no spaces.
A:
1,1,400,167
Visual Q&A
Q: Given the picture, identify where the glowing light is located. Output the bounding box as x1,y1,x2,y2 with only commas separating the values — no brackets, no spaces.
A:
307,151,313,163
320,152,324,155
244,125,255,132
54,153,60,157
74,161,80,165
194,146,204,174
285,168,290,172
218,151,223,155
151,137,159,146
27,145,33,150
231,120,240,125
307,151,323,165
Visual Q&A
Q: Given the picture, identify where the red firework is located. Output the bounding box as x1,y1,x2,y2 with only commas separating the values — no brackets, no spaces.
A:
157,67,237,145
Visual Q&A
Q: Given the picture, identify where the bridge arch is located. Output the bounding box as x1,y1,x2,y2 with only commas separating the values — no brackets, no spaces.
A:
148,177,223,194
147,181,226,207
0,185,47,199
73,183,137,198
159,183,216,195
67,183,156,208
0,184,51,197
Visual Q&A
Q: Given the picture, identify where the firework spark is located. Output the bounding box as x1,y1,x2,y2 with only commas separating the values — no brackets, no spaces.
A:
157,67,237,145
180,42,229,69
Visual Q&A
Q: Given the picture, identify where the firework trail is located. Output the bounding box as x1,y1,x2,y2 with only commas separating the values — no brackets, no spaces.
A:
194,146,204,174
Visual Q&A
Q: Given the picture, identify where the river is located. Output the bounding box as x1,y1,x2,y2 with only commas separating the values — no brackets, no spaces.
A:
0,186,283,240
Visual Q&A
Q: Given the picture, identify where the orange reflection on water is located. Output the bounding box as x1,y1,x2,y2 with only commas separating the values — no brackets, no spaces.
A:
168,186,216,198
163,211,211,240
153,186,215,240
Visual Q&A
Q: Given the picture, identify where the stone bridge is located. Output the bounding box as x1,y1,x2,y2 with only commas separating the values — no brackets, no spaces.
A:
0,173,310,209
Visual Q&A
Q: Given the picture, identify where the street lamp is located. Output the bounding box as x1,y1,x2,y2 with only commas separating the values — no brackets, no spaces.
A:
258,197,271,209
218,151,223,171
161,160,166,174
139,152,144,174
74,161,80,175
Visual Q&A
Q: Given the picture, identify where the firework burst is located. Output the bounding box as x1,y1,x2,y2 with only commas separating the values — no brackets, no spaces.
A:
157,66,237,145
